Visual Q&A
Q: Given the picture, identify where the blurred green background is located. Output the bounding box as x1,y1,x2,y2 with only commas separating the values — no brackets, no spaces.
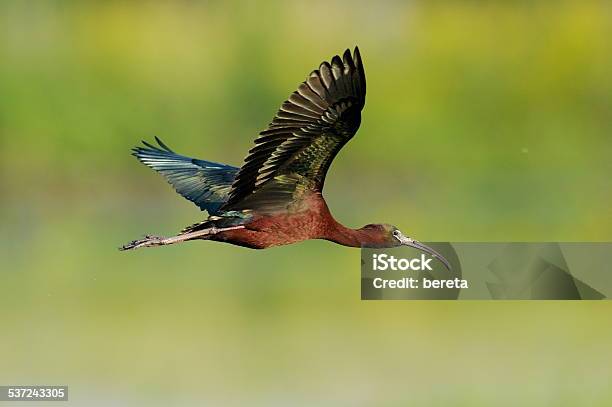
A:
1,1,611,405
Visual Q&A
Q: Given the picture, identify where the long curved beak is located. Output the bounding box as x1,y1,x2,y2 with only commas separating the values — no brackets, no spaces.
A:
397,233,451,271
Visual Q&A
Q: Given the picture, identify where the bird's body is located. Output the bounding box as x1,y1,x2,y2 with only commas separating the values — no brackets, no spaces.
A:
121,47,450,269
202,192,392,249
211,193,329,249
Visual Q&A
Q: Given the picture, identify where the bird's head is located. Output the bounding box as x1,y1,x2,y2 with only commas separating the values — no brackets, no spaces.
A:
360,224,451,270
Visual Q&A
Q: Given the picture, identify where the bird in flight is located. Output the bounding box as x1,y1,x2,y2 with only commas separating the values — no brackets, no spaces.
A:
121,47,449,270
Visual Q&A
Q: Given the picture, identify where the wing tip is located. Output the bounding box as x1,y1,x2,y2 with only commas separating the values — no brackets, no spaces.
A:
154,136,173,152
134,137,173,152
353,46,362,63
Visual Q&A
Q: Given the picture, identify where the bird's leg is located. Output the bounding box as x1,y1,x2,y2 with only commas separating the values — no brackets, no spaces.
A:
119,225,244,251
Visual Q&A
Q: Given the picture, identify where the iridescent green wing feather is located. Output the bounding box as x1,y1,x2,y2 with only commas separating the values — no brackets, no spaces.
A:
222,47,366,212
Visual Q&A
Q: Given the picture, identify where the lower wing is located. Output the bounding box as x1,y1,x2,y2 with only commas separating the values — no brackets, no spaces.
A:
132,137,238,214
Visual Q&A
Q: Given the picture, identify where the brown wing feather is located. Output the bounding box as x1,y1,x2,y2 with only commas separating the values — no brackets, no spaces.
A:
222,47,366,212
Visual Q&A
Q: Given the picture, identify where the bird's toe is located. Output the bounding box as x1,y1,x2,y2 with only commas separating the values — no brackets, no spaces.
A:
119,235,164,251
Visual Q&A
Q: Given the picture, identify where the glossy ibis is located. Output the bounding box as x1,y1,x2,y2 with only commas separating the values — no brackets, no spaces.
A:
121,47,449,270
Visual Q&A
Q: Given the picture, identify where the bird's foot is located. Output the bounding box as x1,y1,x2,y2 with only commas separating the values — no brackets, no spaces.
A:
119,235,165,251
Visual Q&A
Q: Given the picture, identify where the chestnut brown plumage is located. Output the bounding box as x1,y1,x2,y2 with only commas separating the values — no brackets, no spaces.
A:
121,47,449,270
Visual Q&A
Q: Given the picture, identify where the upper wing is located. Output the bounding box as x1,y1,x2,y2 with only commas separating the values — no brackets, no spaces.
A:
133,137,238,214
222,47,366,212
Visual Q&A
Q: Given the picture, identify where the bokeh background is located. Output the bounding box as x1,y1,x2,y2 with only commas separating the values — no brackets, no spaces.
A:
1,1,611,405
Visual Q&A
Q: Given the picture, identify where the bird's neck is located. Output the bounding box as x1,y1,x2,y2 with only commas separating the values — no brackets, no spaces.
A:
324,221,384,248
307,191,388,247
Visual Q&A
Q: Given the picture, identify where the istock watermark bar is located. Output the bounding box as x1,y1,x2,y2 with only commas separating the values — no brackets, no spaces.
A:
0,386,68,401
361,243,612,300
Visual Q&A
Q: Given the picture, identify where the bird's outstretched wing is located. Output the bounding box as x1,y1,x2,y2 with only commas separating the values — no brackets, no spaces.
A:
222,47,366,212
133,137,238,214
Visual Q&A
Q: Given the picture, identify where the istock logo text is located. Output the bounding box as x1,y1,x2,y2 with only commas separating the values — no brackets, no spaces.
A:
372,253,434,271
